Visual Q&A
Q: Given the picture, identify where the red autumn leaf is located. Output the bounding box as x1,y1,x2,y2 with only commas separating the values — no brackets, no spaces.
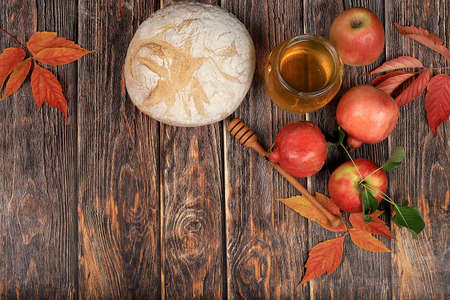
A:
27,32,92,66
30,63,68,120
278,196,347,232
425,74,450,136
375,72,417,94
349,211,393,239
0,47,25,87
371,71,410,86
2,58,32,99
395,23,450,60
299,236,345,285
27,32,86,55
315,192,341,216
349,228,391,253
395,69,431,106
369,56,423,75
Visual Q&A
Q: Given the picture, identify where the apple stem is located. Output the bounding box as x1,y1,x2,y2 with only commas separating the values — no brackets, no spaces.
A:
340,144,364,179
0,27,26,49
351,20,362,29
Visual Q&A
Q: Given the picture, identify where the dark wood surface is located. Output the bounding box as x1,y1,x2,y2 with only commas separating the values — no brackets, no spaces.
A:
0,0,448,299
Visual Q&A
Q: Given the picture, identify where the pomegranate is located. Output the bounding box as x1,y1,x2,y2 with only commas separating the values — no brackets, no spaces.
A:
267,121,328,178
328,158,387,213
336,85,399,148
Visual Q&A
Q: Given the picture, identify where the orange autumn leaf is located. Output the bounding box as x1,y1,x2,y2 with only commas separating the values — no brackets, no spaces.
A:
349,211,393,239
425,74,450,136
395,69,431,106
34,47,92,66
27,32,92,66
2,58,32,99
315,192,341,216
0,47,25,87
371,210,384,218
395,23,450,60
299,236,345,285
31,63,67,120
0,31,92,122
27,32,86,55
278,196,347,232
349,228,391,253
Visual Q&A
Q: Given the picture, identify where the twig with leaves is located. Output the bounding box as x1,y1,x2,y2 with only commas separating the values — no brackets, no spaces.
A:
0,30,93,121
367,24,449,136
278,129,424,285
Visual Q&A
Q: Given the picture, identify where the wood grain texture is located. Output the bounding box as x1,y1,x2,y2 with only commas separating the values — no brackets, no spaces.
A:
0,1,447,299
385,1,449,299
0,0,78,298
77,1,161,298
223,0,311,299
159,1,224,299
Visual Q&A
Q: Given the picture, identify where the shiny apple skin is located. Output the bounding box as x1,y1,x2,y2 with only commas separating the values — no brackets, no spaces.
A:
328,158,387,212
329,7,385,66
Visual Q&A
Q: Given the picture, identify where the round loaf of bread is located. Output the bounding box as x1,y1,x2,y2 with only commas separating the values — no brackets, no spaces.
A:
124,2,255,127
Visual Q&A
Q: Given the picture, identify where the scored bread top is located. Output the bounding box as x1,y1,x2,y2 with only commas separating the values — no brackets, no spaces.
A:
124,2,255,127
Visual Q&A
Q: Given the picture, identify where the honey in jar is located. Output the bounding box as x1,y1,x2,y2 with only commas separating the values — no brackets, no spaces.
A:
264,35,343,113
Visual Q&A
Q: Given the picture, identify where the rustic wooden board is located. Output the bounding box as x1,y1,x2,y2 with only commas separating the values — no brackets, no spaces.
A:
0,0,447,299
385,1,449,299
223,0,310,298
159,1,225,299
77,1,161,298
0,1,78,298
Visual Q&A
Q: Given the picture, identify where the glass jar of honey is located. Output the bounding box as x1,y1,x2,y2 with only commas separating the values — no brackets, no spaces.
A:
264,35,343,113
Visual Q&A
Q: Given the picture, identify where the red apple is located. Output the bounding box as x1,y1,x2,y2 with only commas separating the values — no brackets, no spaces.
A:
336,85,399,149
267,121,328,178
329,7,385,66
328,158,387,213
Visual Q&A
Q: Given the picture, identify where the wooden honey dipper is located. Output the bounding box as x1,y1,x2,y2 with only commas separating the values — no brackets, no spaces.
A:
227,118,342,228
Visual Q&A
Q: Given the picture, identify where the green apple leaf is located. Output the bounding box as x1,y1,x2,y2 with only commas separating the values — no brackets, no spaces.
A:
361,190,371,222
337,127,346,145
361,188,379,222
361,187,379,223
381,146,405,172
328,127,346,147
366,189,379,213
392,205,425,236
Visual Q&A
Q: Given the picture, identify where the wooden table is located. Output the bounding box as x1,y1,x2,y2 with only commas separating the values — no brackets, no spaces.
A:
0,0,448,299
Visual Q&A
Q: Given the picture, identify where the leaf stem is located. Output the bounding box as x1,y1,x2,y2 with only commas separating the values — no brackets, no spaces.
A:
0,27,26,49
361,183,410,230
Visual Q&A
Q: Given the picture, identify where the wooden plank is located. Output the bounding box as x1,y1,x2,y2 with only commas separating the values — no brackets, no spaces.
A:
223,0,310,298
77,1,161,298
0,0,78,298
158,1,225,299
305,1,393,299
385,1,449,299
268,1,311,298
